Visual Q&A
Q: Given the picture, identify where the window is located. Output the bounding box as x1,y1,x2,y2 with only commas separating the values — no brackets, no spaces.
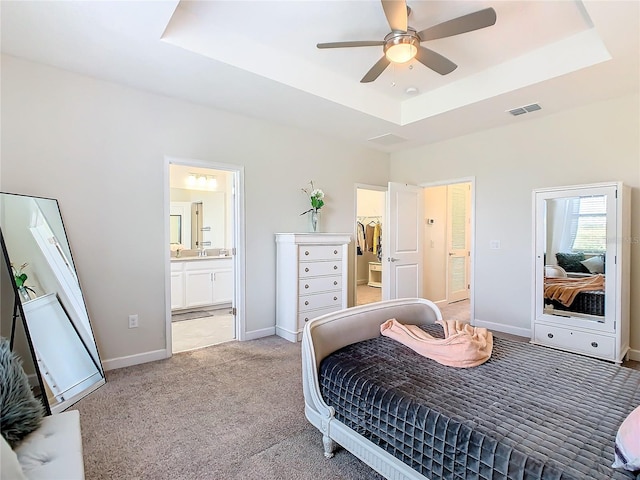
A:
568,195,607,253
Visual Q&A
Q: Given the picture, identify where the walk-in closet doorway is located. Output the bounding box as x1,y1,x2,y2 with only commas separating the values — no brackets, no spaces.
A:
354,185,386,306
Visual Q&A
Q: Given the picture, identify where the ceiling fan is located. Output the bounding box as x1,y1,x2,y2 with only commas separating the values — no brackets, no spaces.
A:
317,0,497,83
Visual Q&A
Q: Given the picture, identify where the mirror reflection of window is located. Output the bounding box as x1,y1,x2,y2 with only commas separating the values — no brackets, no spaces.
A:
567,196,607,253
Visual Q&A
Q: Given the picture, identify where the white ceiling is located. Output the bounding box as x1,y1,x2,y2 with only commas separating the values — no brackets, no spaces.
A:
1,1,638,152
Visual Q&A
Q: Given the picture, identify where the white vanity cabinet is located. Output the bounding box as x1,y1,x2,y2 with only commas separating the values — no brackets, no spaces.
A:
276,233,351,342
531,182,630,363
170,267,185,309
171,257,233,310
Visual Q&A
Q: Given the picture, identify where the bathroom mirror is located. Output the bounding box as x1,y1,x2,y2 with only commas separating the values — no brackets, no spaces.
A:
0,192,104,414
170,193,226,251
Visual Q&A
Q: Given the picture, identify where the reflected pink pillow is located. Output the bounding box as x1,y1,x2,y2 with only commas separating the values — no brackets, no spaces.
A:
613,405,640,472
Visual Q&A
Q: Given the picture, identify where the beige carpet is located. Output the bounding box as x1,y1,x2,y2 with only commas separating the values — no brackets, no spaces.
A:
355,284,381,305
73,336,384,480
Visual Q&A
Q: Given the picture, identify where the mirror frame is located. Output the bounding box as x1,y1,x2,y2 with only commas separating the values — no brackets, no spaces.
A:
533,185,618,333
0,192,105,414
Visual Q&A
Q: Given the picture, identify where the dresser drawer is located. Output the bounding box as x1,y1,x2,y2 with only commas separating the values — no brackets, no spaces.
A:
299,261,342,278
298,305,341,330
534,324,615,359
299,276,341,294
299,245,342,261
299,291,342,312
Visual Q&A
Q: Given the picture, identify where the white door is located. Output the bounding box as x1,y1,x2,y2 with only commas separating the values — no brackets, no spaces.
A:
383,182,424,300
446,183,471,303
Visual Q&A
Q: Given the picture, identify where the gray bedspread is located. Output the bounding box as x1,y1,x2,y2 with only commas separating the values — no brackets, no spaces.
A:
319,324,640,480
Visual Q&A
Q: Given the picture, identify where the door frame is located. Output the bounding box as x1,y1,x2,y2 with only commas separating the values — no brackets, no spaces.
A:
163,156,246,358
353,183,387,307
420,177,476,325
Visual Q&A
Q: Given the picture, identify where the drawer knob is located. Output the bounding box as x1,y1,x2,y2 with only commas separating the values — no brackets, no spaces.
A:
305,250,310,256
333,296,337,301
305,284,309,289
334,250,338,254
305,317,309,322
591,342,598,348
334,281,338,286
334,265,338,270
305,301,309,306
547,333,554,339
305,268,309,272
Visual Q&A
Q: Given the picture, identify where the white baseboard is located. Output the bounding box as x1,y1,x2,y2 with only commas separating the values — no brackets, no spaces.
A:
473,319,530,338
628,348,640,362
102,349,169,371
243,326,275,341
102,329,278,370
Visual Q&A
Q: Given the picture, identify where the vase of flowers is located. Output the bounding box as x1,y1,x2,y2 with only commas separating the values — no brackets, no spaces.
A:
301,181,325,233
310,208,320,232
170,243,185,257
12,262,34,301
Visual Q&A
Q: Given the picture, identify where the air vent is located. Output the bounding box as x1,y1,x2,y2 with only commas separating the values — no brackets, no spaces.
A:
367,133,408,145
507,103,542,116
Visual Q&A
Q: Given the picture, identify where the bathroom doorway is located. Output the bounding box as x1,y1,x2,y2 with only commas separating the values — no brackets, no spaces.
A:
354,185,386,306
423,180,473,324
166,160,243,353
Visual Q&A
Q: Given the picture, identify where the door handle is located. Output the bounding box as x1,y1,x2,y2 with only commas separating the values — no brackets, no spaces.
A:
388,257,399,262
448,253,455,256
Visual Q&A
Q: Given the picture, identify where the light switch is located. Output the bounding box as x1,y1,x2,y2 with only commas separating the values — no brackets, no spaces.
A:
490,240,501,250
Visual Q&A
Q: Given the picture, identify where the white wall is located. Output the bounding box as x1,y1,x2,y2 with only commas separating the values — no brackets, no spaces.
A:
423,186,447,303
390,95,640,348
0,55,389,366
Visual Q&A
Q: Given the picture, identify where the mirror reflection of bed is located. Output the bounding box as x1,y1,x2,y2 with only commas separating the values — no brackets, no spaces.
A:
542,194,607,323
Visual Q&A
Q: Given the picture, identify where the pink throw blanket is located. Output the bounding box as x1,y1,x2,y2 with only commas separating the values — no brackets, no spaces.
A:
380,318,493,368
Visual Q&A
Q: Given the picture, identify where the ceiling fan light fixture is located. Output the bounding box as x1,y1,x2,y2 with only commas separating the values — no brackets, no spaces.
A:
384,33,419,63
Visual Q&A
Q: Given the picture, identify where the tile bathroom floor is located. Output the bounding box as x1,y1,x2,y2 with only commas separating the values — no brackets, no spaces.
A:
172,307,235,353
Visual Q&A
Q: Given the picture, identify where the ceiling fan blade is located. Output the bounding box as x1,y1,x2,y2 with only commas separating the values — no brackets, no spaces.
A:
418,7,497,42
361,56,391,83
415,46,457,75
381,0,408,32
317,41,385,49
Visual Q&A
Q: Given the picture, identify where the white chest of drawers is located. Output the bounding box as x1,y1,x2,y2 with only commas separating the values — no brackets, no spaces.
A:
275,233,351,342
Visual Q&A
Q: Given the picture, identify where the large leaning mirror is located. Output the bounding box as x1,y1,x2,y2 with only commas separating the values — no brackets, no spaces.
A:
0,192,104,414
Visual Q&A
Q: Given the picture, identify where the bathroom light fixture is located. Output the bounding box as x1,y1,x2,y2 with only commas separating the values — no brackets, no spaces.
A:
186,173,218,191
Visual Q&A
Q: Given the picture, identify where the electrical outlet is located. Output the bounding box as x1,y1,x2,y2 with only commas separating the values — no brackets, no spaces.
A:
128,314,139,329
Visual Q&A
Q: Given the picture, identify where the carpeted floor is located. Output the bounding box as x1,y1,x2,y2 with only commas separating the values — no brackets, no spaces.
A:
73,336,384,480
74,310,638,479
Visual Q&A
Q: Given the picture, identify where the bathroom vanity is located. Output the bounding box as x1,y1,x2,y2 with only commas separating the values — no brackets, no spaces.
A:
170,256,233,310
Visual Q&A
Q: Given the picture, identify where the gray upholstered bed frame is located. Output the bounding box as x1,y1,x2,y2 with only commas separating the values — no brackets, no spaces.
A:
301,298,442,480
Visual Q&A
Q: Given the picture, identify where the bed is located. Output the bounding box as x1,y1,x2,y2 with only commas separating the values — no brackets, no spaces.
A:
301,298,640,480
543,266,605,317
